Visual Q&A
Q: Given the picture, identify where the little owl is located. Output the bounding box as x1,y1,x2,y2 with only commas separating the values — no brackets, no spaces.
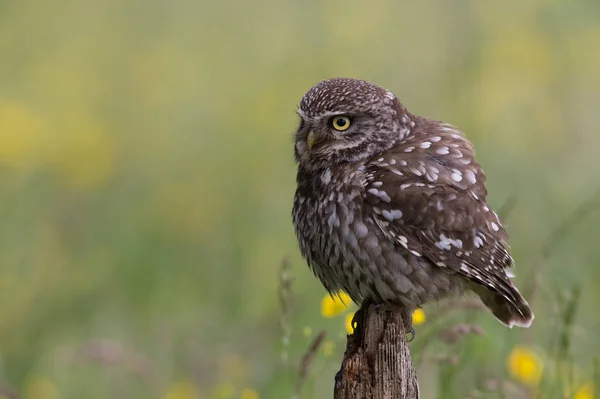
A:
292,78,533,329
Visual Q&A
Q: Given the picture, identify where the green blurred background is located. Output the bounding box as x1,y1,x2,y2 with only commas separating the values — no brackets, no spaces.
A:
1,0,599,398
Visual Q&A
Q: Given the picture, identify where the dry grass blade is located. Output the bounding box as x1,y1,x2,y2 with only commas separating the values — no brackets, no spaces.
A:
294,330,326,398
279,256,294,367
541,190,600,259
594,357,599,399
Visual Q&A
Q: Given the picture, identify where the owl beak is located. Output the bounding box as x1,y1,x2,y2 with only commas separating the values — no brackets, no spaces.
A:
307,131,320,150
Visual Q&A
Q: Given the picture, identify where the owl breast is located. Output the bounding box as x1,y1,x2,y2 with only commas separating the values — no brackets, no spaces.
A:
292,164,465,308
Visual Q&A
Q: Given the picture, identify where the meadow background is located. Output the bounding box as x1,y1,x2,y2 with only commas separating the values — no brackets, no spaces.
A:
1,0,600,398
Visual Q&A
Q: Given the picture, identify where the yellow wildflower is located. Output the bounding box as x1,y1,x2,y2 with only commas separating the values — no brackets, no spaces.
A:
507,346,543,386
23,376,59,399
322,340,335,358
321,291,352,318
0,101,43,170
212,383,235,399
345,312,355,334
163,380,200,399
240,388,259,399
412,309,426,325
573,383,595,399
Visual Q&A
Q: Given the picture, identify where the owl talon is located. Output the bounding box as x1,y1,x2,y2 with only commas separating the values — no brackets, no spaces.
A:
351,310,361,333
407,327,416,342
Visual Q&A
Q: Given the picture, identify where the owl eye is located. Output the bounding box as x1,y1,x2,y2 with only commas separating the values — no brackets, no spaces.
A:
330,116,351,131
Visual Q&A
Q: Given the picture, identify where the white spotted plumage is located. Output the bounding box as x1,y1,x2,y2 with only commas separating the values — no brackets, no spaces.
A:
293,78,534,329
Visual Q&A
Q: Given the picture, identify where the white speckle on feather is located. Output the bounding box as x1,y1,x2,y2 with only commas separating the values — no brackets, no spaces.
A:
465,170,476,184
435,233,463,249
328,212,340,228
420,141,431,149
435,234,451,250
474,236,483,248
368,188,391,203
321,169,332,184
382,209,403,221
430,136,441,142
372,181,383,187
426,166,439,182
451,170,463,182
404,146,415,153
436,146,450,155
451,238,463,248
491,222,499,231
354,223,368,238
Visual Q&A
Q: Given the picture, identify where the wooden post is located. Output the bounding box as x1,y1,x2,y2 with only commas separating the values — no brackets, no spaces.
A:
334,303,420,399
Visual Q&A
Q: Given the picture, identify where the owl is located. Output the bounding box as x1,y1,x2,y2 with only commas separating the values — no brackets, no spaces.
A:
292,78,534,328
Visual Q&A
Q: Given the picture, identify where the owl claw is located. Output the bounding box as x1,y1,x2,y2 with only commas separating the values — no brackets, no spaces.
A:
407,326,416,342
351,310,361,332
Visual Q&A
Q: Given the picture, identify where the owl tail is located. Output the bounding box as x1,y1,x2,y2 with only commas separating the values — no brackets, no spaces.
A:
472,284,534,328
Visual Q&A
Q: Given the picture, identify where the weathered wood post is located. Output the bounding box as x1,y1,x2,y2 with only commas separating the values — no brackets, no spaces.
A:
334,303,420,399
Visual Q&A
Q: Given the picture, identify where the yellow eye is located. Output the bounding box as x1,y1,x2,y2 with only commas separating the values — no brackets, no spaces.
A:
331,116,351,131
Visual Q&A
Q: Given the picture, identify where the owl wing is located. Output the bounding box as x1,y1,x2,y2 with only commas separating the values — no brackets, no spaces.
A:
363,129,518,301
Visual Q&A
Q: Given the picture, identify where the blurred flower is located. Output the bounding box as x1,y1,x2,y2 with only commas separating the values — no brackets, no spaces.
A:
412,309,426,325
321,291,352,318
23,376,59,399
507,346,543,386
164,380,200,399
212,383,235,399
240,388,259,399
345,312,355,334
573,383,595,399
0,101,43,170
322,340,335,358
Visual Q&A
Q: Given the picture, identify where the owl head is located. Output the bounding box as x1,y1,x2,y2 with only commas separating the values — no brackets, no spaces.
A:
294,78,410,171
